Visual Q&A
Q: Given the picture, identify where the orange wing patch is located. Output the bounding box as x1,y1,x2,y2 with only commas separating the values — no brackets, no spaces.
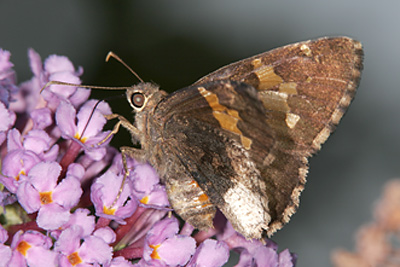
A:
197,86,252,149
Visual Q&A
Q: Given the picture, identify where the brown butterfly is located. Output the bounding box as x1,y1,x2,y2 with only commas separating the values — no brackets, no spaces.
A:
50,37,363,239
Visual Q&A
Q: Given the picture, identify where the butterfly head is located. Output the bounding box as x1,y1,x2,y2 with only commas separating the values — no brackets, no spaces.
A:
126,82,166,113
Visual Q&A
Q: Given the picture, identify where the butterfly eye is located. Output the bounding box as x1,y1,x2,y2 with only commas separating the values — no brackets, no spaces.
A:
131,93,145,108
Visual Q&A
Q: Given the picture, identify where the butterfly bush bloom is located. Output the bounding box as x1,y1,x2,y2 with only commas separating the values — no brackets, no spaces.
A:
0,48,297,266
9,230,58,267
137,217,196,266
17,161,83,230
55,225,114,266
56,99,112,160
130,161,169,208
91,168,137,224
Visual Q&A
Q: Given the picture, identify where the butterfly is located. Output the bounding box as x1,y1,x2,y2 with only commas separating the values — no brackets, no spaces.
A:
59,36,364,239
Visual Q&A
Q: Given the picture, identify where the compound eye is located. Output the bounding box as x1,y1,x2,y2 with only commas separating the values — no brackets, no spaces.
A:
131,92,145,108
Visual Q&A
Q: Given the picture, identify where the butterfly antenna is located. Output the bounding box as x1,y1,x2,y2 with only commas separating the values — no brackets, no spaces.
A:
80,99,104,139
40,81,131,93
78,93,123,144
106,51,144,83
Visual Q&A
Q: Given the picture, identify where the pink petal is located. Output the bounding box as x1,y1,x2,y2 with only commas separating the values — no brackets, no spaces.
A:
23,129,52,155
76,100,110,138
44,55,75,73
6,128,23,151
30,108,52,129
66,163,85,180
28,48,43,77
29,162,61,191
69,87,91,108
16,181,41,213
54,226,83,254
157,235,196,266
132,163,160,192
187,239,229,267
26,246,58,267
37,203,70,230
0,49,13,72
149,218,180,243
48,72,80,98
56,101,77,138
79,236,113,264
0,102,15,132
93,227,116,244
52,175,82,209
0,244,11,267
62,209,95,238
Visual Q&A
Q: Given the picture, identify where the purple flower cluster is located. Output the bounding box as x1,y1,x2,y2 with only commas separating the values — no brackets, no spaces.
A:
0,48,297,267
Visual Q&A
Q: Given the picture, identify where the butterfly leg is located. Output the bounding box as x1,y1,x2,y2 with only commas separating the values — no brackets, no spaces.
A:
97,113,142,146
106,146,143,207
106,147,147,209
119,146,147,186
100,114,147,207
104,113,141,140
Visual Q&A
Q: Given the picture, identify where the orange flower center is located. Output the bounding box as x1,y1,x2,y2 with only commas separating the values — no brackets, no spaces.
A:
103,205,116,215
140,195,149,204
39,191,53,204
74,132,87,143
17,240,31,256
149,244,161,260
15,170,26,181
68,252,83,265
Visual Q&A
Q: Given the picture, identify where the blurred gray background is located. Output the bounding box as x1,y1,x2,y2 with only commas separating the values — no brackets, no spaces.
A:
1,1,399,266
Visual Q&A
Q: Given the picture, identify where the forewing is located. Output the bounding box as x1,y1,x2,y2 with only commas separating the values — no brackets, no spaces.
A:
195,36,363,152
